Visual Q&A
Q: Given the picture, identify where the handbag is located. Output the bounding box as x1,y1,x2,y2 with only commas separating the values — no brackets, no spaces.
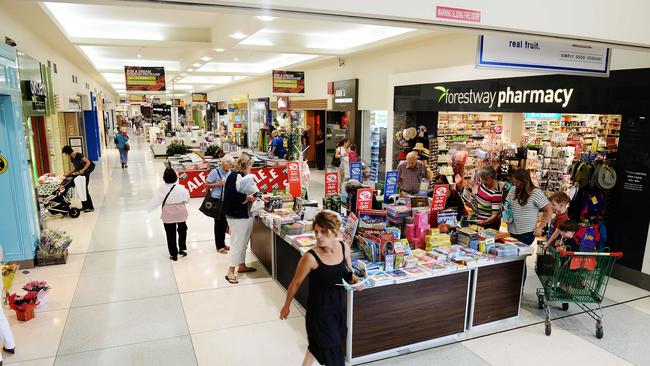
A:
162,184,175,207
125,143,131,151
332,148,341,167
199,170,224,218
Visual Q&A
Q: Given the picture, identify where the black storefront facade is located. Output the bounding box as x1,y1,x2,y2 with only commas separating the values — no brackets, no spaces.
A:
394,68,650,289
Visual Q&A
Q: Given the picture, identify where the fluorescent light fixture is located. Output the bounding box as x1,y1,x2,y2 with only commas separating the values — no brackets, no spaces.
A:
200,56,212,61
178,76,238,84
233,58,239,61
304,25,414,50
214,48,226,52
137,54,142,58
230,32,247,40
257,16,275,22
192,63,201,67
199,53,317,74
239,39,274,46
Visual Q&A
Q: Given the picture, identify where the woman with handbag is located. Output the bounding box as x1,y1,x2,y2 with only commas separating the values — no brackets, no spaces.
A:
204,155,234,254
115,126,130,169
222,155,259,284
149,168,190,261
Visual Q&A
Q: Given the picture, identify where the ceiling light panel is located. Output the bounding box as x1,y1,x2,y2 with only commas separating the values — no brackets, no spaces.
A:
257,16,275,22
230,32,247,40
304,25,413,50
178,76,241,84
198,53,316,74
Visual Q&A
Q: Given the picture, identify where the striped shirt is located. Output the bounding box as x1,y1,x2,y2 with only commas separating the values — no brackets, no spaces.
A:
474,183,503,220
506,188,549,235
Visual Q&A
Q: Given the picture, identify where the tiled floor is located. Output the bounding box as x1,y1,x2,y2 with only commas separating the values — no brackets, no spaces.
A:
3,138,650,365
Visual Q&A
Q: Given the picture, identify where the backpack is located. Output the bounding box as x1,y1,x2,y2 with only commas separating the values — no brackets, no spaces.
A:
573,161,593,188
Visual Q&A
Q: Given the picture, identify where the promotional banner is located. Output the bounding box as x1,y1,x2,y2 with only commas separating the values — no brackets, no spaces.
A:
128,94,146,103
251,167,288,193
287,162,302,198
477,35,610,76
178,170,209,198
383,170,399,202
350,162,363,182
192,93,208,102
324,171,339,196
431,185,449,211
272,70,305,95
356,187,374,215
124,66,166,92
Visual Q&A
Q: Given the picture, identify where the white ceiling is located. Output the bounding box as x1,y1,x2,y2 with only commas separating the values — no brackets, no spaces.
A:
41,1,428,97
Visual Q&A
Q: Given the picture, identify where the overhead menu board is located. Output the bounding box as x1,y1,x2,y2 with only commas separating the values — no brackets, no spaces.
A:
272,70,305,95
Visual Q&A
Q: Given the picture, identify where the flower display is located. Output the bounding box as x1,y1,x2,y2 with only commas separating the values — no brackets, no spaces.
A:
2,263,19,305
38,229,72,255
23,280,50,294
8,292,38,311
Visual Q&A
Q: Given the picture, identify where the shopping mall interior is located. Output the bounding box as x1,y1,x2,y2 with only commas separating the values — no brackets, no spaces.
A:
1,1,650,365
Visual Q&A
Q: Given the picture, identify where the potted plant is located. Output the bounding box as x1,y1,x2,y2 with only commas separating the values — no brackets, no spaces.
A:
205,144,224,158
23,280,50,307
166,141,189,156
8,292,38,321
36,229,72,266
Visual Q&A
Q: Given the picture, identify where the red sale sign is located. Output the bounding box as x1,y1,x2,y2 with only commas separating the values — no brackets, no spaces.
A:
356,187,373,215
287,162,301,198
324,171,339,196
251,167,288,193
178,170,210,198
431,185,449,211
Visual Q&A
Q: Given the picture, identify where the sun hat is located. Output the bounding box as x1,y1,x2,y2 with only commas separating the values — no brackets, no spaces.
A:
411,142,430,156
596,164,617,190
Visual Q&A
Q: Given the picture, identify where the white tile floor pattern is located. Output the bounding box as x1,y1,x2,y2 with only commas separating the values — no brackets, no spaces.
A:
2,138,649,365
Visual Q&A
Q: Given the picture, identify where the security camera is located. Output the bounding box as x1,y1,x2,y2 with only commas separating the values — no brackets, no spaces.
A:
5,37,16,47
338,58,345,67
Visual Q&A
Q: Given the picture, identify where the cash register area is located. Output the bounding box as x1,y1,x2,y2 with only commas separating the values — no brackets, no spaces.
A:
7,139,650,366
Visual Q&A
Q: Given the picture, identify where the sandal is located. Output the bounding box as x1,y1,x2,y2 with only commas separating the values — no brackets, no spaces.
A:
224,275,238,284
238,267,257,273
217,248,228,254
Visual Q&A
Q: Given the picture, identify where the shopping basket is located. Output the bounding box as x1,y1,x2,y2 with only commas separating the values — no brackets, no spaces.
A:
535,246,622,338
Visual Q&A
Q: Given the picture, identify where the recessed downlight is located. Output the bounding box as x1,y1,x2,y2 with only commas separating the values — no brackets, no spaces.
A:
200,56,212,61
214,48,225,52
192,63,201,67
230,32,247,40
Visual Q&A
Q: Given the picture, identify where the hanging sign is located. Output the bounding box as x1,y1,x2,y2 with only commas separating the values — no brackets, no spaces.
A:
287,162,301,198
350,162,363,182
325,171,339,196
251,167,288,193
192,93,208,103
124,66,166,92
356,187,374,215
477,35,610,76
383,170,399,202
0,155,8,174
431,185,449,211
276,96,289,113
272,70,305,95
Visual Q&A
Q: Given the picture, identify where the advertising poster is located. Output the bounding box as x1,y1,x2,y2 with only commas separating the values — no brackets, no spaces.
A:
178,170,209,198
128,94,146,103
350,162,363,182
192,93,208,103
356,187,374,215
431,185,449,211
124,66,166,92
287,162,302,198
272,70,305,95
324,171,339,196
383,170,399,202
251,167,288,193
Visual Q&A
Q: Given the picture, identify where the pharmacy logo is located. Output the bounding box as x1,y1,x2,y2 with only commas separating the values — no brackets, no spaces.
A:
359,191,372,200
326,174,338,183
433,85,574,108
434,86,447,103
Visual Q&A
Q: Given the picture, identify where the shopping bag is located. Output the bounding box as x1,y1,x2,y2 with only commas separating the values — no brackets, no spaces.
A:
536,250,555,276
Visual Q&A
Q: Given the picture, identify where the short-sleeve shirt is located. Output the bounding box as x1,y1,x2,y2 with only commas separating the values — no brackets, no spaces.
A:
271,137,286,158
506,188,549,235
474,183,503,220
397,160,428,194
549,212,569,239
206,166,230,199
70,152,86,171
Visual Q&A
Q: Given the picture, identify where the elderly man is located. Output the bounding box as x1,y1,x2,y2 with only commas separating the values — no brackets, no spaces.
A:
397,151,431,194
205,155,235,253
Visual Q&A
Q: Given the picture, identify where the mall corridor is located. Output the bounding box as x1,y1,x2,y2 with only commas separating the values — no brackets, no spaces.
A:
0,140,647,366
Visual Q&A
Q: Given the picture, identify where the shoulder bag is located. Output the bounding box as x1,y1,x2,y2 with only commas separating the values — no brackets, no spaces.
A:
199,170,224,218
162,184,176,207
331,147,341,167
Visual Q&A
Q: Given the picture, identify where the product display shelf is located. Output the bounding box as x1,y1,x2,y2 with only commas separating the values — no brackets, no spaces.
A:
251,216,530,364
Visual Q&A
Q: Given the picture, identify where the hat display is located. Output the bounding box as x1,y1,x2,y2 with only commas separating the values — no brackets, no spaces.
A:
573,162,593,188
411,142,430,156
403,127,417,141
597,164,617,190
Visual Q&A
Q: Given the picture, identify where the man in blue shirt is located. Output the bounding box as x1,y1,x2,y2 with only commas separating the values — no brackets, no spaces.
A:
269,130,286,158
205,155,234,253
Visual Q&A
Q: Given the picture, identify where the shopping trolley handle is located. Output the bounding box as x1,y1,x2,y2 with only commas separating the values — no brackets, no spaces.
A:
560,250,623,258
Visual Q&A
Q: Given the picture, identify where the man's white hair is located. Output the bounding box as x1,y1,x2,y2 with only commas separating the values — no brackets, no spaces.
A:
222,155,235,164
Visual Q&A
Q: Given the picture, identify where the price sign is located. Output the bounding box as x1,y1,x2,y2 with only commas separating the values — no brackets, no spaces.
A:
324,171,339,196
431,185,449,211
287,162,301,198
356,187,374,215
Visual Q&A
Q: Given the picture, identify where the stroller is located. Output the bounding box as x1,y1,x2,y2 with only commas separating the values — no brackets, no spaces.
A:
39,176,81,218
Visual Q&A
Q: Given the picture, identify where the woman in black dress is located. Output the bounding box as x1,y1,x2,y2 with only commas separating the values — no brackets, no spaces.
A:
280,210,362,366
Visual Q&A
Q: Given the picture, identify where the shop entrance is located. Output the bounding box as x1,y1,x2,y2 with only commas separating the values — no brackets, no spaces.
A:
29,115,51,176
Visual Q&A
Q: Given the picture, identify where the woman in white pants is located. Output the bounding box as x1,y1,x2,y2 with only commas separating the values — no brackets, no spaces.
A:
0,247,16,364
221,155,258,284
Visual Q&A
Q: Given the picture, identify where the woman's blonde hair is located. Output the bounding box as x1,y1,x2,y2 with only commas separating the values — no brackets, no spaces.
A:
313,210,341,234
234,154,253,172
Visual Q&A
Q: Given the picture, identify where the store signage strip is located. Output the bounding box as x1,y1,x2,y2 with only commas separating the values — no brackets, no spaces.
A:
477,35,610,76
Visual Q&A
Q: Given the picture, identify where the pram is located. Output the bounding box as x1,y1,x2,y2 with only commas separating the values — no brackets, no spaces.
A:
39,176,80,218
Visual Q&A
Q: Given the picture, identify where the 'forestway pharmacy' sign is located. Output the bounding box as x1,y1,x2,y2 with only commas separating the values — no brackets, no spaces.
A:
434,85,574,109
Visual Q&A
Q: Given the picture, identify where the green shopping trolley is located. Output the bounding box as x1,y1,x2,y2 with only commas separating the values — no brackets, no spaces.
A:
535,246,623,338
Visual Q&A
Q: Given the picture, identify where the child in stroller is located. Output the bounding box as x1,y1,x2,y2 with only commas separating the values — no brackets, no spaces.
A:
39,176,81,218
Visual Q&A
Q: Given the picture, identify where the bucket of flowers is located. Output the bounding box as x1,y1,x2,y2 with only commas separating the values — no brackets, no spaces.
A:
23,280,50,308
36,229,72,266
8,292,38,321
2,263,19,306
